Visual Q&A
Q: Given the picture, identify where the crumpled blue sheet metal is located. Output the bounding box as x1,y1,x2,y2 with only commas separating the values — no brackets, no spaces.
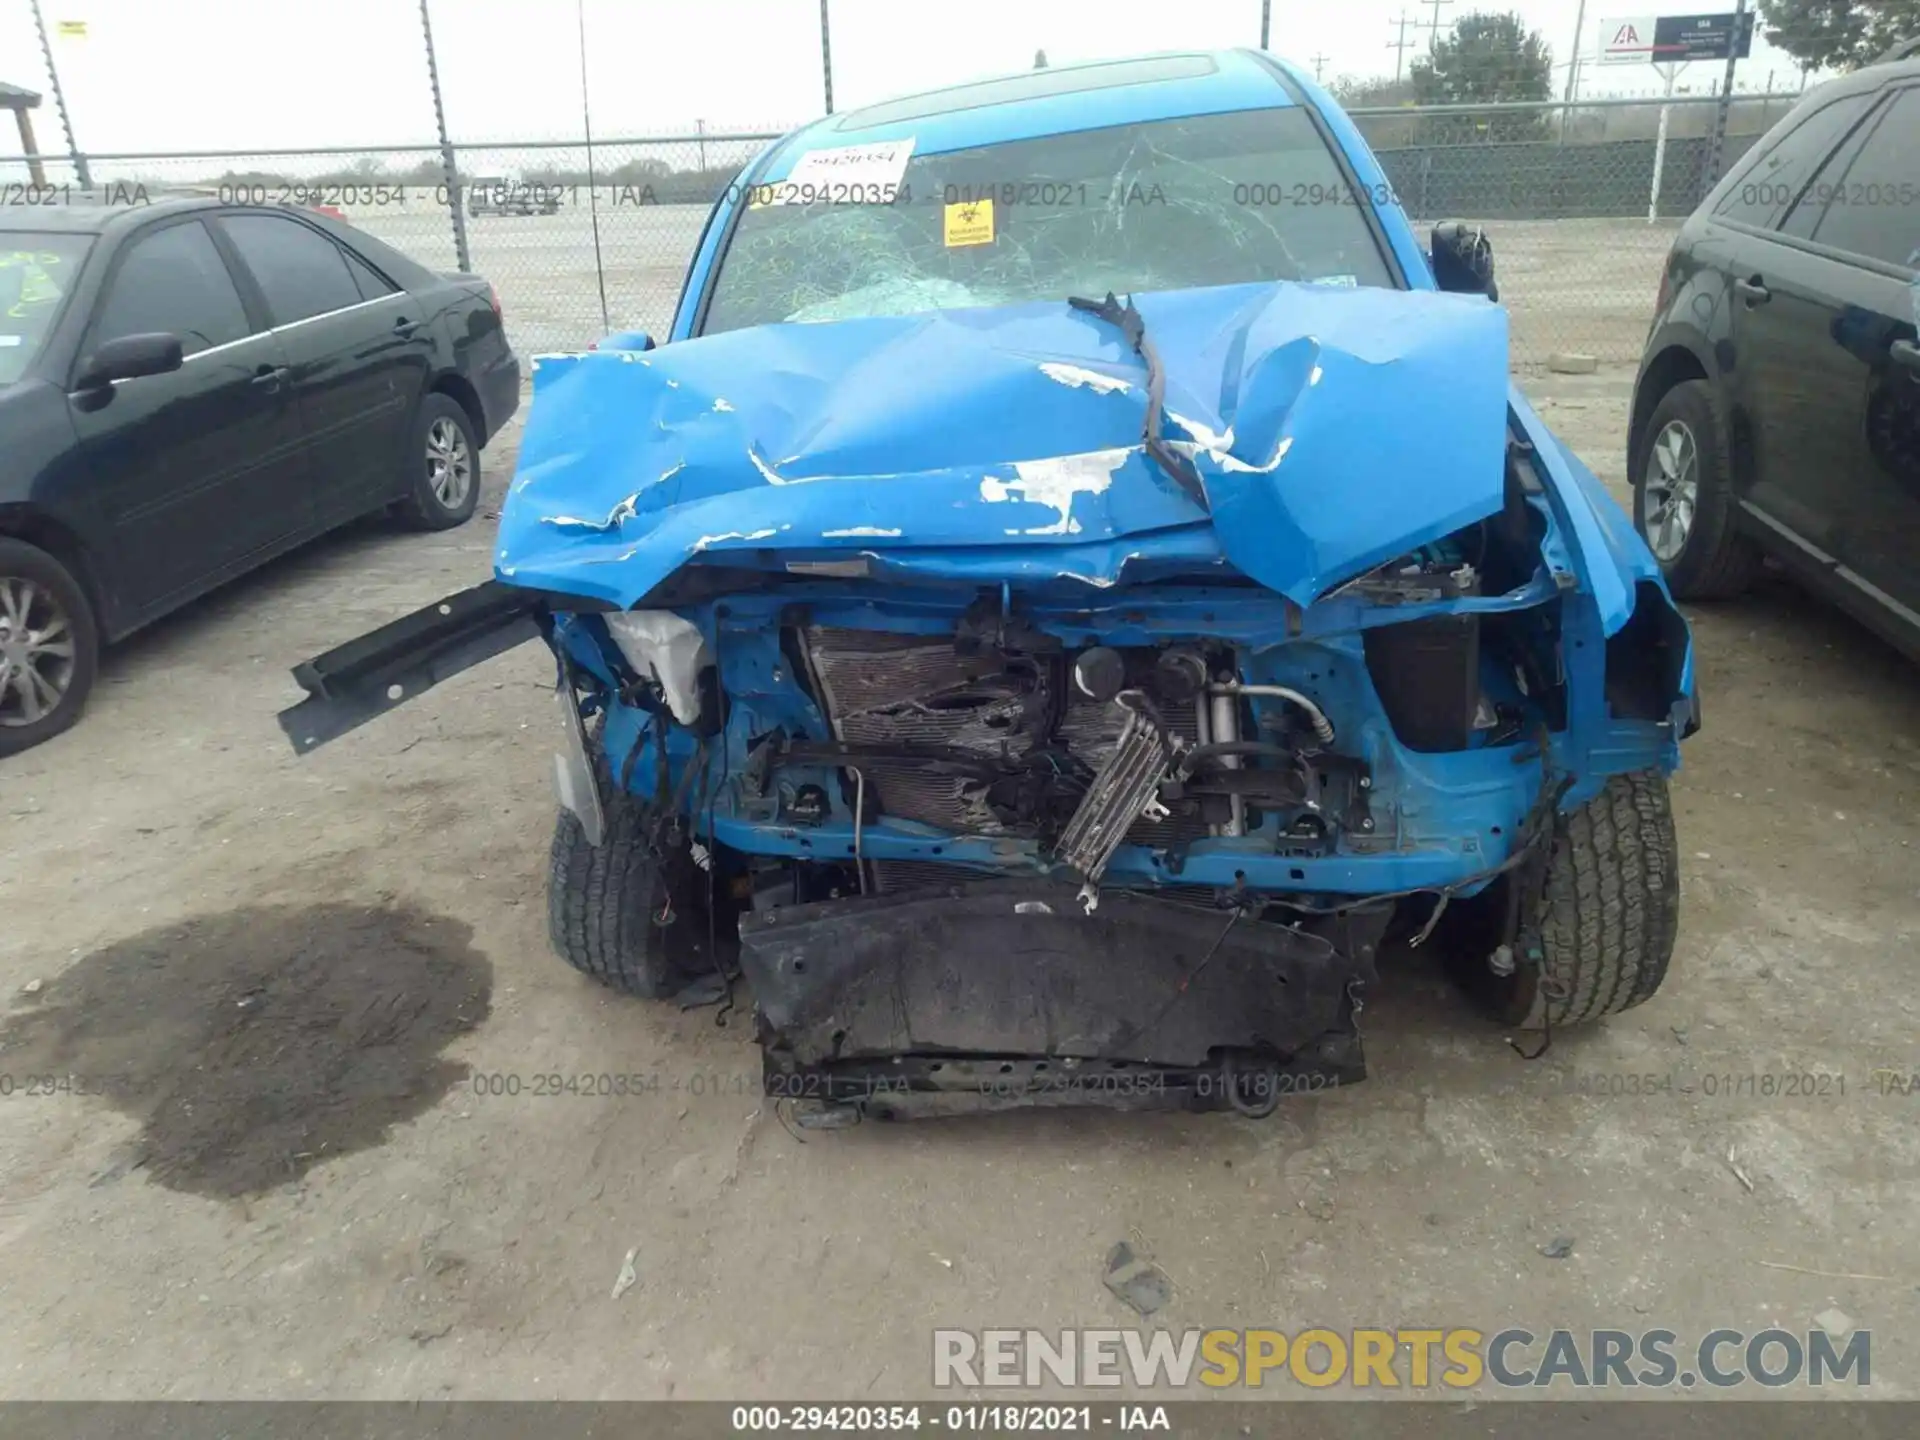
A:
496,280,1512,609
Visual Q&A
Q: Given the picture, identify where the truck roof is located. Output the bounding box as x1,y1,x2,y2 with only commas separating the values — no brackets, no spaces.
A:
761,49,1303,175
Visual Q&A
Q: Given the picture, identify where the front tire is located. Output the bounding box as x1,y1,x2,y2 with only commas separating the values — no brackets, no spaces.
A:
1632,379,1762,599
0,539,99,758
547,771,714,1000
1495,770,1680,1029
399,393,482,532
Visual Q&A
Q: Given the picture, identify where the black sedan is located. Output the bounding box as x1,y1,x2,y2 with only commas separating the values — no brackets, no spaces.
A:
1629,52,1919,659
0,198,520,756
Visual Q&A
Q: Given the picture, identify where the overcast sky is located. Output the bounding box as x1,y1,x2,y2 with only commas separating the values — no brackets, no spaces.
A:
2,0,1813,156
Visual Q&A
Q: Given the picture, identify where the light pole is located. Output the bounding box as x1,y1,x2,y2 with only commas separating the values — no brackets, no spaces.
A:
573,0,609,332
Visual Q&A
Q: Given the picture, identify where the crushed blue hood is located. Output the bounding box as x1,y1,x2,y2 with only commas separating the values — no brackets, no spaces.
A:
497,280,1512,609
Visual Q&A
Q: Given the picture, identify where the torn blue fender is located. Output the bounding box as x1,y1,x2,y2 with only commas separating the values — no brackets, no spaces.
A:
497,280,1512,608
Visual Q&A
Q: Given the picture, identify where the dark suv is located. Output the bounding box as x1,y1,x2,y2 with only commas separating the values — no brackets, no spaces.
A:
1629,55,1919,658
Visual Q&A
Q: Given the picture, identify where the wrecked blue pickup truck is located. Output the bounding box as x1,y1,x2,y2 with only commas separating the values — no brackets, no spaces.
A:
280,51,1697,1122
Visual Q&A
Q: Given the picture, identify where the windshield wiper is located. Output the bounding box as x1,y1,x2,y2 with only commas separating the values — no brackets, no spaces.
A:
1067,291,1210,513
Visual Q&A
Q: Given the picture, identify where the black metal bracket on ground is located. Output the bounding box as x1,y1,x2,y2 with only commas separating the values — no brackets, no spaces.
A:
276,580,545,755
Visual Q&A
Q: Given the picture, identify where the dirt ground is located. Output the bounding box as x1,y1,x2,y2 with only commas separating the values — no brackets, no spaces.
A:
1,367,1917,1405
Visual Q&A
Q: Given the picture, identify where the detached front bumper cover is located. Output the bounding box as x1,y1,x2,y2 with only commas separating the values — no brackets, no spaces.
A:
739,880,1375,1117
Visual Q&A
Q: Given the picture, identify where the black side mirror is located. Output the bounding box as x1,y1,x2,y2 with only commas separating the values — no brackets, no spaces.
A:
1431,222,1498,302
75,332,184,390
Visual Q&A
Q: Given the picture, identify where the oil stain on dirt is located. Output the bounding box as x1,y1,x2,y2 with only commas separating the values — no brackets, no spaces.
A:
0,903,491,1198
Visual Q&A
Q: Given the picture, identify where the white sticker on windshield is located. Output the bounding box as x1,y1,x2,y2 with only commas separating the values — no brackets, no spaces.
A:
774,138,915,203
1309,274,1359,287
0,335,21,347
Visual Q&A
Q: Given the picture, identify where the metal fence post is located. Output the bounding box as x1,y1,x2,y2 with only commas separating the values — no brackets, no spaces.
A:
1648,63,1676,222
419,0,471,274
820,0,835,115
1560,0,1587,143
1703,0,1748,190
28,0,90,188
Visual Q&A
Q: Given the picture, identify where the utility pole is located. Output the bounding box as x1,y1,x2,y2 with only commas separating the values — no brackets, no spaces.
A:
820,0,834,115
1310,52,1330,81
696,118,707,173
1260,0,1272,49
27,0,88,188
1388,11,1416,83
419,0,468,273
1704,0,1749,187
1560,0,1589,142
1417,0,1455,49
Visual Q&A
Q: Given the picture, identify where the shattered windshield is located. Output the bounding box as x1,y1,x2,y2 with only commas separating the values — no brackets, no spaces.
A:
702,108,1396,334
1,234,91,385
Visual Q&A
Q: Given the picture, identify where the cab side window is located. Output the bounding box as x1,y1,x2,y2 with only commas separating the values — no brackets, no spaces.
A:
89,220,252,357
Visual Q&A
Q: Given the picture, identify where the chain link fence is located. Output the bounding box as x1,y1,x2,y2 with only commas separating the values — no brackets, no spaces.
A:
3,92,1805,366
1351,92,1797,364
1,133,780,355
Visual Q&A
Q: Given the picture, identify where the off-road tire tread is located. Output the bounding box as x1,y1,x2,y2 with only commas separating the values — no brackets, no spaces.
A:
547,784,679,999
1637,380,1762,600
1531,769,1679,1027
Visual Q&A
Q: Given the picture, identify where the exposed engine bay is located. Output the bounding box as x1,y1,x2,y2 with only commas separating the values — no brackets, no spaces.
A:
796,622,1371,899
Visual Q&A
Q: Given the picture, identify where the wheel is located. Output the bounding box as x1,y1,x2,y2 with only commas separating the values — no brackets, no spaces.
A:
0,539,99,758
1459,770,1680,1030
547,762,714,999
1632,379,1762,599
398,393,481,531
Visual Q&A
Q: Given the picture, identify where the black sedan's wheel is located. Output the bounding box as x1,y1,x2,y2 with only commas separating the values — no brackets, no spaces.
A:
1632,380,1762,599
399,393,482,531
0,539,99,758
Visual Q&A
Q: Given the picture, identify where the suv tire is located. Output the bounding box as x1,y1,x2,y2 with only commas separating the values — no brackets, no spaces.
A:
1632,379,1762,599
